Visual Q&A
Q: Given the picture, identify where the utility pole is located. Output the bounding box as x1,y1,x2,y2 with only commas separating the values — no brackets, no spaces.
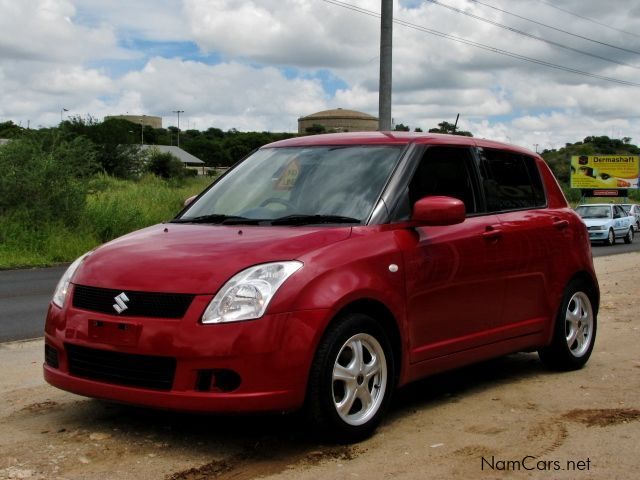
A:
534,143,539,153
140,115,146,146
453,113,460,134
378,0,393,131
173,110,184,147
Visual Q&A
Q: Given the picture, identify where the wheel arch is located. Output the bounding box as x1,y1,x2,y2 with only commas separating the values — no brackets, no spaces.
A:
326,298,403,387
567,270,600,315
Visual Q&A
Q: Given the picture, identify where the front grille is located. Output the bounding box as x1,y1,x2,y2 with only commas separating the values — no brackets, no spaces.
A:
66,344,176,391
72,284,194,319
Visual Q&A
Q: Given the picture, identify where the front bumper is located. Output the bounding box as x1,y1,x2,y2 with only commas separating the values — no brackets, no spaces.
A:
44,290,331,413
588,230,609,241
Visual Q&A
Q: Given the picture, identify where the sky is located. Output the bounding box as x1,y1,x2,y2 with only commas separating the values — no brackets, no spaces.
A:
1,0,640,151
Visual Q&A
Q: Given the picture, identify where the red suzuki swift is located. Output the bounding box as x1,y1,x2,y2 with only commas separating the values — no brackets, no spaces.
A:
45,132,599,441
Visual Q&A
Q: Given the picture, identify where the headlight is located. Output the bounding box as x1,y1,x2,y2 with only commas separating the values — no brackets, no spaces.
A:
52,251,92,308
202,261,303,324
593,225,606,230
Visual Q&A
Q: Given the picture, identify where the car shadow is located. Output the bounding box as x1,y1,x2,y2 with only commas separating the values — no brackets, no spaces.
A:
388,352,545,416
38,352,552,477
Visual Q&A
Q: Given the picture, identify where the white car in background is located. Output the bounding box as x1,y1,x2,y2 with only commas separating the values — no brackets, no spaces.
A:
620,204,640,232
575,204,635,246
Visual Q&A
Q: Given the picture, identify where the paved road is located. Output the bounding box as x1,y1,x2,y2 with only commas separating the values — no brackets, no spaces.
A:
0,265,67,342
2,236,640,343
591,238,640,257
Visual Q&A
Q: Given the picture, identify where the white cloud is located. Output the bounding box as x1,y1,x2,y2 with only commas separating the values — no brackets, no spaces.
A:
2,0,640,148
115,58,328,131
0,0,129,62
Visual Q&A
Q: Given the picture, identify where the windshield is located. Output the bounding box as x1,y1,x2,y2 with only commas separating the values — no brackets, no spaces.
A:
177,145,402,225
576,206,612,219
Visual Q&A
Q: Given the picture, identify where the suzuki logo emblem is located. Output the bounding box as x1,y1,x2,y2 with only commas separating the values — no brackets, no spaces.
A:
113,292,130,314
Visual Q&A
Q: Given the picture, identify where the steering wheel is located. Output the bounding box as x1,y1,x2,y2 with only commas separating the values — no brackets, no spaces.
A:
259,197,296,209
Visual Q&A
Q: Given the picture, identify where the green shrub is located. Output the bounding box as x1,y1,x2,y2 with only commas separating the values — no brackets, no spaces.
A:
0,131,98,225
146,151,187,179
0,174,213,268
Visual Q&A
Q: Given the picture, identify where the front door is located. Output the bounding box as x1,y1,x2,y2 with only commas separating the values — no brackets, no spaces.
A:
399,145,507,363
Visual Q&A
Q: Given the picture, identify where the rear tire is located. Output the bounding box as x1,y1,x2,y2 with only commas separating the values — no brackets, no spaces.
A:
539,280,597,371
305,313,395,443
624,227,633,244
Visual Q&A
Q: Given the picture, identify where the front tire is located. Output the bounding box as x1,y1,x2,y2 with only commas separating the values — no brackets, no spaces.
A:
604,228,615,246
305,313,395,443
539,280,597,371
624,227,633,244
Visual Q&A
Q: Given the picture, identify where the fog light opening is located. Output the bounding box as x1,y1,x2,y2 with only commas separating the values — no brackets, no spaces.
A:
196,369,241,393
45,344,59,368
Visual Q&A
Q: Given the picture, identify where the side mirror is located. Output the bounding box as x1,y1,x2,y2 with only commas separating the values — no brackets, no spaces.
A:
411,196,465,226
184,195,197,207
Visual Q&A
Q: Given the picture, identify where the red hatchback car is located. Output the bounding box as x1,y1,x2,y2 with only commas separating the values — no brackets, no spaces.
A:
45,132,599,441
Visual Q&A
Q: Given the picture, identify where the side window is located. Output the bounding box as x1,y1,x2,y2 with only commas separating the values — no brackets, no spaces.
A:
479,149,546,212
614,206,625,218
408,146,479,214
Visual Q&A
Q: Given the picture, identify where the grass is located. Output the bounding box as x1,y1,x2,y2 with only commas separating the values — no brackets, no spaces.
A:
0,174,213,269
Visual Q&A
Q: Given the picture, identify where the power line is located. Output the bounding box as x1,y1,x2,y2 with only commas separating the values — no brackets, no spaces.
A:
426,0,640,70
320,0,640,87
537,0,640,39
470,0,640,56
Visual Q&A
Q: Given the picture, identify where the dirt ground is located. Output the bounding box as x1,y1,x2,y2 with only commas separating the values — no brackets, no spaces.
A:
1,253,639,480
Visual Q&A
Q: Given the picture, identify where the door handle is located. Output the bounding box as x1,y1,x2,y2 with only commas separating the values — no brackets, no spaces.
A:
482,226,502,241
553,219,569,230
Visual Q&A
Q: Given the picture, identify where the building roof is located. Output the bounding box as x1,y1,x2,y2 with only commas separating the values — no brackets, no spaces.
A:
298,108,378,121
140,145,205,165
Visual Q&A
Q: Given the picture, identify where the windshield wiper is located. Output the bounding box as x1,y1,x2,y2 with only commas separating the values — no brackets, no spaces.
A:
270,214,361,226
170,214,259,225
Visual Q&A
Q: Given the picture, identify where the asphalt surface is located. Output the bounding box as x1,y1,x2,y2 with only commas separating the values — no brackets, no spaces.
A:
0,265,67,343
590,237,640,257
1,237,639,343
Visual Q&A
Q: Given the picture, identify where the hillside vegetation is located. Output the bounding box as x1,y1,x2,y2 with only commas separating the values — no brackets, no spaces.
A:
1,118,639,268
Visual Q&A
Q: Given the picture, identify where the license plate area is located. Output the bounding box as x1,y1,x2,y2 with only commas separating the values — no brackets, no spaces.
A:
88,320,141,346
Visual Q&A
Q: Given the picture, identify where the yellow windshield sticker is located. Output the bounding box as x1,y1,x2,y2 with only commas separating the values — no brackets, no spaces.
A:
274,158,300,191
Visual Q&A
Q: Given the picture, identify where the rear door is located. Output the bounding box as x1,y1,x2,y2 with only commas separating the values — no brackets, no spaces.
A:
476,148,558,338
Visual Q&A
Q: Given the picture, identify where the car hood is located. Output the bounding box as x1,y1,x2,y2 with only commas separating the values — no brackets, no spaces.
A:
72,223,352,294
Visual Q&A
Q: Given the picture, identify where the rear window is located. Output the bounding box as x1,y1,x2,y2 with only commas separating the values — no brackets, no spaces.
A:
478,149,546,212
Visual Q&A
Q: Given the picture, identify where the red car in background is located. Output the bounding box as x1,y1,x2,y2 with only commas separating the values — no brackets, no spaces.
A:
44,132,599,442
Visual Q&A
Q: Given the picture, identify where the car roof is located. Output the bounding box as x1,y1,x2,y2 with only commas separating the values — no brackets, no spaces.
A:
264,131,538,157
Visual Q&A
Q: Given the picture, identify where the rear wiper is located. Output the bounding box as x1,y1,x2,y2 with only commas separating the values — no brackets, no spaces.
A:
170,214,259,224
270,214,361,226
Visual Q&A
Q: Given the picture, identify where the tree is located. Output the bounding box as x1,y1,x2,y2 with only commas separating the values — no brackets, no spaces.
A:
146,151,186,179
0,121,24,138
393,123,410,131
305,124,327,135
59,116,145,178
428,121,473,137
0,130,98,224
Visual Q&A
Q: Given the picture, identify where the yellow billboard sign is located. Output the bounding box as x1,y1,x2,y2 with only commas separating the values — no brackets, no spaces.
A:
570,155,639,189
